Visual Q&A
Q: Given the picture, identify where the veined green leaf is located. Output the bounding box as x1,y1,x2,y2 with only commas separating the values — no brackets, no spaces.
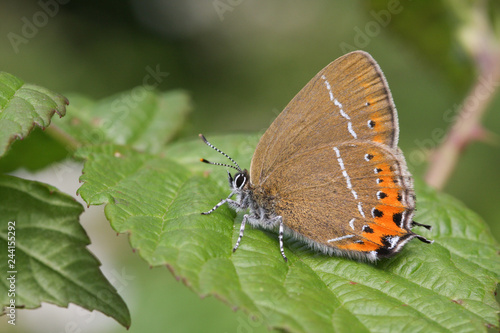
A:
76,135,500,333
57,89,191,153
0,175,130,328
0,72,68,157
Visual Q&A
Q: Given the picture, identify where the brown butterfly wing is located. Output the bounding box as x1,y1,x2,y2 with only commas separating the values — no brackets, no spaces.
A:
250,51,399,185
262,141,417,259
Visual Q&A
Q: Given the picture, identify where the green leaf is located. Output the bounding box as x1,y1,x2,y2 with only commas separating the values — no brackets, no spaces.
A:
0,175,130,328
56,89,191,153
76,135,500,333
0,72,68,157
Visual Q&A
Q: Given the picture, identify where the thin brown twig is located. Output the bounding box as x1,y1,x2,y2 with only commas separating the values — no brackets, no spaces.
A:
424,2,500,190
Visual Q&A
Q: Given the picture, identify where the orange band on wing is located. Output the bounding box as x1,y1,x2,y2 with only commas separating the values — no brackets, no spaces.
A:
338,241,380,253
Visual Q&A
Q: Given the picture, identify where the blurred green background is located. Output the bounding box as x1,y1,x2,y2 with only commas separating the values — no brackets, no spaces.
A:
1,0,499,332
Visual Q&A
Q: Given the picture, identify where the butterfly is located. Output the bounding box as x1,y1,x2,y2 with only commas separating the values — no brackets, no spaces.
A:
200,51,432,262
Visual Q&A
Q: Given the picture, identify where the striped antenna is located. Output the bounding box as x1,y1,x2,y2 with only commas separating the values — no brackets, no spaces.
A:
199,134,242,171
200,158,240,171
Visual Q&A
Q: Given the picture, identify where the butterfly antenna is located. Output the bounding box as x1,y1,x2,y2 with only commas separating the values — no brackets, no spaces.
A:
199,134,242,171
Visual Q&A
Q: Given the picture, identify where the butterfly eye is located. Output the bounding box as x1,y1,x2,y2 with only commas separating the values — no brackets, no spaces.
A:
234,173,246,189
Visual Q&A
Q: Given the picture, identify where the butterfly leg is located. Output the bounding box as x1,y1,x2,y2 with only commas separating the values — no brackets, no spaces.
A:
226,199,246,210
201,191,237,215
232,214,288,262
260,215,287,262
233,214,248,252
278,217,288,262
